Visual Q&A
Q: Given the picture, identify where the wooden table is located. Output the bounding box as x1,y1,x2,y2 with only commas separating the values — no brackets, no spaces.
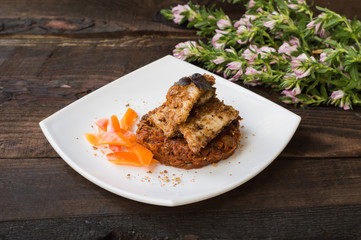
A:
1,0,360,239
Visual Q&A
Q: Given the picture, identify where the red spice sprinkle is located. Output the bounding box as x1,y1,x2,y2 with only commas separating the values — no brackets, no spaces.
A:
146,170,152,174
125,104,130,107
164,170,168,174
92,146,98,150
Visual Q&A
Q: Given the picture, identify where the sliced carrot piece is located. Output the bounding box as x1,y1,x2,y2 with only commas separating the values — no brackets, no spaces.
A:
123,131,136,143
150,158,159,164
94,118,108,132
120,108,138,130
109,145,123,152
85,132,131,147
108,115,121,132
128,143,153,168
106,152,142,166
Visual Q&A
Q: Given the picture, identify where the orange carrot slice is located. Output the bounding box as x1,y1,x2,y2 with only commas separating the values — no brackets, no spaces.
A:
123,130,136,143
108,115,121,132
128,143,153,168
94,118,108,132
109,145,123,152
106,152,142,166
85,132,131,147
120,108,138,130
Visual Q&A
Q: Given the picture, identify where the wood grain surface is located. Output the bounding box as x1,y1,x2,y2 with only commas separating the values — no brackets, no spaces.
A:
0,0,361,239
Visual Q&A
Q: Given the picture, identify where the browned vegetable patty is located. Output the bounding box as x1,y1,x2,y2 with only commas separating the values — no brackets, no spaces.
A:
136,114,242,169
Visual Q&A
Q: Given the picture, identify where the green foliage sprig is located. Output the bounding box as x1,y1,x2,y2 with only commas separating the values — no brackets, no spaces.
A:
161,0,361,109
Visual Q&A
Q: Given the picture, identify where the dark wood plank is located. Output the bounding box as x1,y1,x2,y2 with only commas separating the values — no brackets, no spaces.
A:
0,0,360,36
1,157,360,221
0,0,244,36
0,36,193,81
0,205,360,239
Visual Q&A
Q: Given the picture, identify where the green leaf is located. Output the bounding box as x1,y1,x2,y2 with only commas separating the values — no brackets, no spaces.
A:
160,9,174,20
323,18,343,30
349,63,360,83
323,39,339,47
320,84,328,98
315,6,328,12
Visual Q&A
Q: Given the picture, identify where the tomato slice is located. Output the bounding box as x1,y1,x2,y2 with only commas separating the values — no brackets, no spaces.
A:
120,108,138,130
94,118,108,132
85,132,131,147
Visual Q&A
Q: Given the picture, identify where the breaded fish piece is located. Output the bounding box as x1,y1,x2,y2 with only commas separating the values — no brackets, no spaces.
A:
179,97,239,153
148,74,215,137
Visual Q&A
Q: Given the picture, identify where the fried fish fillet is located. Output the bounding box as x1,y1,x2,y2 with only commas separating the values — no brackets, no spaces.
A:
178,97,239,153
148,74,215,137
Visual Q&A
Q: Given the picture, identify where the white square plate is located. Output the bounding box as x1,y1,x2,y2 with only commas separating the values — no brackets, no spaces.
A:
40,55,301,206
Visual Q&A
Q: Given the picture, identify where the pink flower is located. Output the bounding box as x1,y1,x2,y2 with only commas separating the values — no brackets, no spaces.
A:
307,20,322,33
245,67,262,75
248,0,256,8
256,8,263,12
213,56,225,65
343,101,350,110
330,90,344,100
319,52,329,64
284,73,297,80
237,39,248,45
319,28,329,38
287,4,299,10
281,86,301,103
258,46,276,58
278,42,298,55
242,49,257,64
307,14,325,34
298,0,305,3
234,15,257,28
244,15,258,22
215,29,228,34
290,54,314,79
244,79,261,86
173,48,191,60
289,36,300,47
295,68,311,79
172,4,190,24
264,20,277,30
225,48,236,54
212,33,225,49
291,53,309,66
229,70,243,82
217,18,232,29
274,31,284,39
173,41,197,60
339,98,350,110
237,25,247,35
227,61,242,70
